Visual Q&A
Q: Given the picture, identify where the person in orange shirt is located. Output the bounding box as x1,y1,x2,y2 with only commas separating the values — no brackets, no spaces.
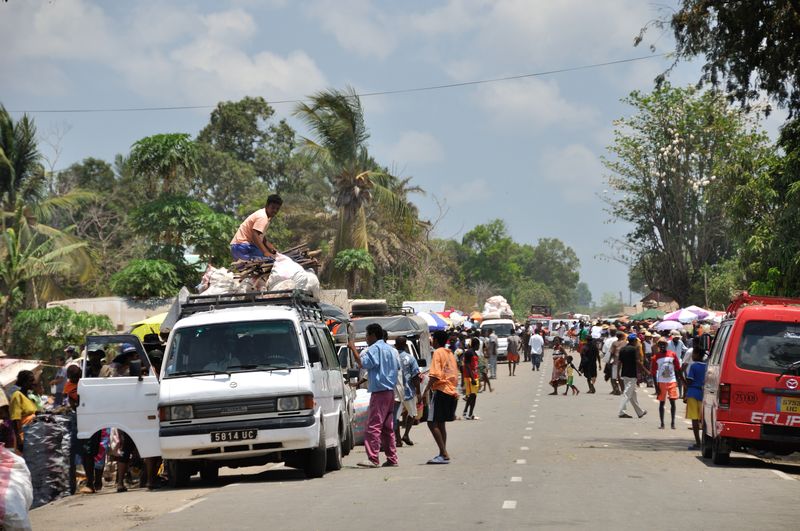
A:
230,194,283,260
424,330,459,465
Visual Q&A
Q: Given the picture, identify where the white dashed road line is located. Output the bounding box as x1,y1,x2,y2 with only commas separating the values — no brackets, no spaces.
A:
502,500,517,509
520,446,529,451
510,477,522,482
170,498,207,514
515,459,527,464
523,435,532,440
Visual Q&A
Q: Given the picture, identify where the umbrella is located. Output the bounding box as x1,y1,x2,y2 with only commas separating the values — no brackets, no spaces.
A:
654,320,683,331
684,305,711,319
663,309,703,323
628,308,665,321
130,312,168,340
417,311,448,331
449,311,467,326
470,311,483,322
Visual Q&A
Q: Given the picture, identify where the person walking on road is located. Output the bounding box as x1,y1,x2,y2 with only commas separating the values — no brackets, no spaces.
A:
549,338,568,395
618,334,647,419
651,337,683,430
564,356,581,395
356,323,400,468
485,329,498,379
608,331,627,395
425,330,459,464
394,336,419,447
529,329,545,371
579,337,602,393
461,338,480,419
506,330,521,376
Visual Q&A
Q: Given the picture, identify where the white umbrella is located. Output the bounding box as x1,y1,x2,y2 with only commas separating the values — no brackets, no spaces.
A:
654,320,683,331
663,309,703,323
684,305,711,319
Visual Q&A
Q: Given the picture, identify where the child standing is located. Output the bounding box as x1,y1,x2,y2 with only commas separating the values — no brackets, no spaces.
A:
684,349,707,449
564,355,582,396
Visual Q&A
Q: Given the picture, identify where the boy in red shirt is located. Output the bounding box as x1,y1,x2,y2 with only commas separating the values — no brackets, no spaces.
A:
650,337,684,429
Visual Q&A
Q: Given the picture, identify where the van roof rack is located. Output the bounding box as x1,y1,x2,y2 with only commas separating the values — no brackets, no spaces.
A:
725,291,800,318
179,289,322,321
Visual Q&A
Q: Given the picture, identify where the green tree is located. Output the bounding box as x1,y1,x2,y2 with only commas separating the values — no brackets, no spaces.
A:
511,280,556,318
55,157,116,195
109,259,180,298
11,306,114,359
639,1,800,115
293,87,417,268
128,133,198,196
575,282,592,307
597,292,624,317
460,219,520,296
524,238,580,309
333,248,375,296
0,105,44,208
603,84,773,306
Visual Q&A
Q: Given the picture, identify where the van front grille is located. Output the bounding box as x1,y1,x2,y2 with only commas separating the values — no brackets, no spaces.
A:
193,397,277,419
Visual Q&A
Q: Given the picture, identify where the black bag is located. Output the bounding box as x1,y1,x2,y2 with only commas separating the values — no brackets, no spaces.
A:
603,363,612,381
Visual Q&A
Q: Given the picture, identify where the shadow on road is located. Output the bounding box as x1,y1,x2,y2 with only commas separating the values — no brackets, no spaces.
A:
693,453,800,476
579,437,691,452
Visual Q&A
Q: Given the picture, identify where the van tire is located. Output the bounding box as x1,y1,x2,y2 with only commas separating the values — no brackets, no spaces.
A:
711,436,730,465
200,462,219,483
303,422,327,478
326,423,343,471
700,421,712,459
342,422,354,456
167,460,192,488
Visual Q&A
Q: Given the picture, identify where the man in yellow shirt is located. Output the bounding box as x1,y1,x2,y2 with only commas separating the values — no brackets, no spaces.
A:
230,194,283,260
424,330,459,464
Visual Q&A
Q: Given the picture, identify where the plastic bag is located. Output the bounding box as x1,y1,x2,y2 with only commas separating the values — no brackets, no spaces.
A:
0,446,33,531
23,415,71,509
266,254,305,290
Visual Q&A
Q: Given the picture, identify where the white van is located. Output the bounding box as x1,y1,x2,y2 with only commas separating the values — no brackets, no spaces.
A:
480,318,515,359
77,291,353,486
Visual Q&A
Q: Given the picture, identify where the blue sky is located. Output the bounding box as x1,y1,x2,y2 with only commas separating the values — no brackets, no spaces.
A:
0,0,785,305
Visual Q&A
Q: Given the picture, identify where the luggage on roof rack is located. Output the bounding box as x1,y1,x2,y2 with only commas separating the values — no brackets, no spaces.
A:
179,289,322,320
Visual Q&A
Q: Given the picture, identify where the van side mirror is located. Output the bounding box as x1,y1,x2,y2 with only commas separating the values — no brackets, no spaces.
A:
307,344,321,364
418,359,427,368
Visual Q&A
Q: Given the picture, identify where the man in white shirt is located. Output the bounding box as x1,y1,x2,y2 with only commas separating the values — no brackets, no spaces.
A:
529,330,545,371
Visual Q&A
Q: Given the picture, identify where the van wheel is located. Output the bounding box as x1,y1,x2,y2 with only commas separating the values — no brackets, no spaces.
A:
700,421,712,459
343,422,354,456
200,462,219,483
303,422,327,478
167,460,192,488
327,423,343,471
341,417,351,457
711,436,730,465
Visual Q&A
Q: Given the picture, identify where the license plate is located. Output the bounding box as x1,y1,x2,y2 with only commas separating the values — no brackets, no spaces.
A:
210,429,257,443
777,397,800,413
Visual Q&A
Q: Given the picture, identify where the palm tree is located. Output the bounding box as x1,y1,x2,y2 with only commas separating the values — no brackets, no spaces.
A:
0,105,43,209
333,248,375,296
128,133,199,196
293,88,418,263
0,218,88,350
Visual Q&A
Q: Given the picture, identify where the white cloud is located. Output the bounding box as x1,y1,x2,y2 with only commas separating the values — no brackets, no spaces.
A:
1,1,327,104
386,131,445,166
475,78,598,128
539,143,604,203
441,178,489,206
307,0,397,59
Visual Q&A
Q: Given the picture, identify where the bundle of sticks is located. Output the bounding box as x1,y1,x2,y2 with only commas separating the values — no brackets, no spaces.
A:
232,242,322,281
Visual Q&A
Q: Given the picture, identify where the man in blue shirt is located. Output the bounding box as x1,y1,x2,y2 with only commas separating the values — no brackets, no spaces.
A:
354,323,400,468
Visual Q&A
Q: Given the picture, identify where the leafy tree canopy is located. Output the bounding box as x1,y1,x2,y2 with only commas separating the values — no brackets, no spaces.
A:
110,259,180,298
11,305,114,359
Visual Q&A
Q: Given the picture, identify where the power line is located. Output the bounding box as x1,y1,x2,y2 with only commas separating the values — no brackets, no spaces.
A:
9,53,668,114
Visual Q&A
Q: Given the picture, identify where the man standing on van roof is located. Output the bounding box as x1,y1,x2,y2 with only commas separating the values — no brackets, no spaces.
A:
355,323,400,468
230,194,283,261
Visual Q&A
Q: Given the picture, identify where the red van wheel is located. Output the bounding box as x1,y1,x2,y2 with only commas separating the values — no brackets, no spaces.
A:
711,436,730,465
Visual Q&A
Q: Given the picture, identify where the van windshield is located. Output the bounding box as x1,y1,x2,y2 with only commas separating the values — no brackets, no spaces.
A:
737,321,800,374
484,323,514,337
164,320,303,378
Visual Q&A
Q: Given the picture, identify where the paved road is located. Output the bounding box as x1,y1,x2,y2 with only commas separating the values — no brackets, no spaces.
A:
32,351,799,530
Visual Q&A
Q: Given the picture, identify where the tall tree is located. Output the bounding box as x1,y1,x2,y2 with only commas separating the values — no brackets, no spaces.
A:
293,87,417,278
603,84,773,306
0,105,44,208
640,1,800,115
128,133,198,196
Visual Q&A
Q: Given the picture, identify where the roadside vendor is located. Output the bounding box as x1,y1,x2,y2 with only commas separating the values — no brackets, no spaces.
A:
230,194,283,261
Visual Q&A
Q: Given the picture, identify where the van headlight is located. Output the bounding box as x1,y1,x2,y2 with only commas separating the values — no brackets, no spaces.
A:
160,405,194,421
277,396,300,411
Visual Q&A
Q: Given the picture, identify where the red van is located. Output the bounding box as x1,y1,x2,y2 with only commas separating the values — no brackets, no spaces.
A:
701,292,800,464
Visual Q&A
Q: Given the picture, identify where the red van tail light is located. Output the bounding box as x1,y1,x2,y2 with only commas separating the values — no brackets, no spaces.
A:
719,383,731,409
